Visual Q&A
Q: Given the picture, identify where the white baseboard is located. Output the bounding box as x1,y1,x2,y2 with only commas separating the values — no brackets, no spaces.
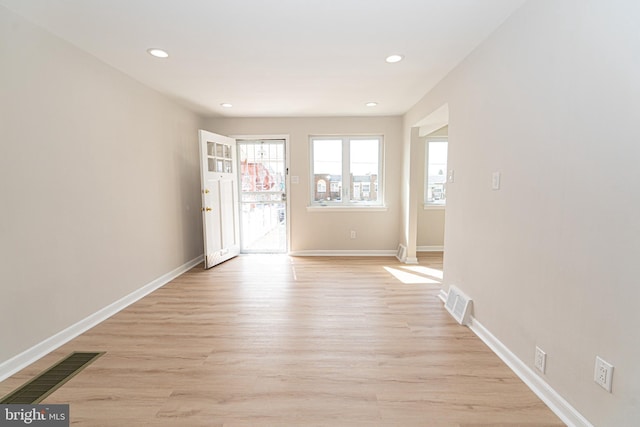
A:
417,245,444,252
468,317,593,427
289,250,396,257
0,255,204,382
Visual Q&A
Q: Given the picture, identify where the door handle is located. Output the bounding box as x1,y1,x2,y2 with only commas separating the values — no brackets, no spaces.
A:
202,207,213,212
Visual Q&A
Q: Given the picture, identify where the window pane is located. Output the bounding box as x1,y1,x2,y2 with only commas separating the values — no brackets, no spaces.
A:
427,141,447,204
350,139,379,202
313,140,342,202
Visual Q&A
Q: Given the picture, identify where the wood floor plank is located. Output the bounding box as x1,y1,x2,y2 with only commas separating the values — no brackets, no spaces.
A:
0,253,565,426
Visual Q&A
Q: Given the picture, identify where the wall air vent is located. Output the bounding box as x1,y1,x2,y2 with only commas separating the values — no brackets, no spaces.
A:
444,285,472,325
396,244,407,262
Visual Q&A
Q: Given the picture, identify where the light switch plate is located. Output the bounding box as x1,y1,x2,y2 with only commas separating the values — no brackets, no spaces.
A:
447,169,455,183
492,171,501,190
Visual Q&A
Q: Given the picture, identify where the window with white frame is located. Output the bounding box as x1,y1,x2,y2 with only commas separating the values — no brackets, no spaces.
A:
310,136,383,207
425,138,448,207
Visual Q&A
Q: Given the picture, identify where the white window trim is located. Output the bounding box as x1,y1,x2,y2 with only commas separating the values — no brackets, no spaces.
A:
423,204,445,211
309,135,385,208
424,136,448,209
307,206,388,212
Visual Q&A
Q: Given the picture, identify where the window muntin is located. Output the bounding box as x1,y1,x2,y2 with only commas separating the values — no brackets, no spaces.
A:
311,136,383,207
425,138,448,206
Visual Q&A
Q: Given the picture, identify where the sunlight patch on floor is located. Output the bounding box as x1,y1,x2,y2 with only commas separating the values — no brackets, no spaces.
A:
400,265,443,280
383,266,441,284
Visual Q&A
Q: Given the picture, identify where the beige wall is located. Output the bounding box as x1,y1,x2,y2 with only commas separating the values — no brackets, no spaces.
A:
405,0,640,424
0,7,204,365
204,117,403,253
417,209,445,248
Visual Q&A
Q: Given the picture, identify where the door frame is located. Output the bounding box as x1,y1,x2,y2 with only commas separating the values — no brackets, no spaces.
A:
232,134,290,254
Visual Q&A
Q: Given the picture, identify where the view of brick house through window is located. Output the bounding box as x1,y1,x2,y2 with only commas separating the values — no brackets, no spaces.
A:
310,136,382,206
313,174,378,202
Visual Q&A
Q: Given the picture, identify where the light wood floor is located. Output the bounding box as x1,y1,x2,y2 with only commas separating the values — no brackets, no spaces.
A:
1,253,564,426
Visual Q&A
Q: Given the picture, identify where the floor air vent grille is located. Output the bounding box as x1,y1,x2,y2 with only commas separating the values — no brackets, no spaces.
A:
0,352,104,404
444,286,472,325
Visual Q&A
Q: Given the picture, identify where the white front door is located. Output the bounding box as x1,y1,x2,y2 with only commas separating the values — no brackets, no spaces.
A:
198,130,240,269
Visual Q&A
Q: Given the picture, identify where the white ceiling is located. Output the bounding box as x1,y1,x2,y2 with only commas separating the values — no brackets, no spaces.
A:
1,0,525,117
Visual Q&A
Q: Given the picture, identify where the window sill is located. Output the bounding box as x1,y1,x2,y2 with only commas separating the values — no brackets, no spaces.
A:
307,205,388,212
423,204,445,210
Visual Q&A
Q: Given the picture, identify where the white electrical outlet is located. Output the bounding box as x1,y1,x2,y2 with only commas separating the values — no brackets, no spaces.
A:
534,346,546,374
594,356,614,392
350,230,357,239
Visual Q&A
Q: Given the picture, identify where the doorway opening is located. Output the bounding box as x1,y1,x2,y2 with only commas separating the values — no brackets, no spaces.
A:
411,103,448,265
418,128,448,252
237,138,288,253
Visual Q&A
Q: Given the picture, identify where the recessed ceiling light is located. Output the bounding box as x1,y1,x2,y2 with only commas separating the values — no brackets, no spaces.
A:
366,102,378,107
147,48,169,58
220,103,233,108
385,54,404,63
